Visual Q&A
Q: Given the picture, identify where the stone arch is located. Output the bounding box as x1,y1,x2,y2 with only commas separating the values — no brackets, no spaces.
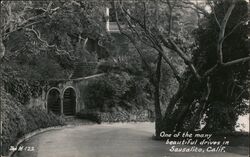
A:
47,88,61,115
62,87,76,115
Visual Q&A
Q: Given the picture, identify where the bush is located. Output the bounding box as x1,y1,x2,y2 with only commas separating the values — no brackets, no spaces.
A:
76,109,154,123
76,109,102,124
1,91,65,155
82,78,115,111
82,72,153,112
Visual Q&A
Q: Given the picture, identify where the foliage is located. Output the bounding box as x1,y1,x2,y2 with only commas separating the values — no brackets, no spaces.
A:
3,52,72,80
82,37,176,115
82,72,152,112
1,90,64,155
76,110,102,124
76,109,153,123
0,0,108,104
1,0,248,138
3,78,47,105
83,34,157,112
1,0,108,80
180,0,249,132
111,0,249,135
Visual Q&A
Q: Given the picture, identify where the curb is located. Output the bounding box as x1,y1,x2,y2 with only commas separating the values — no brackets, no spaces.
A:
6,122,154,157
7,125,70,157
4,119,96,157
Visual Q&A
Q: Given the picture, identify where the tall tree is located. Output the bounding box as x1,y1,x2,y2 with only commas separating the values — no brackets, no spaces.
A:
114,0,249,135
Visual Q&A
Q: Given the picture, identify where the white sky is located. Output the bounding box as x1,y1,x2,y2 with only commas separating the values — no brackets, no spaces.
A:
235,114,249,132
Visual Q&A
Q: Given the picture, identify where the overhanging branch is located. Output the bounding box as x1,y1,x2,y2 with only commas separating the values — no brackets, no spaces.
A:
25,27,76,60
223,57,250,66
217,0,236,64
116,2,181,82
164,37,201,80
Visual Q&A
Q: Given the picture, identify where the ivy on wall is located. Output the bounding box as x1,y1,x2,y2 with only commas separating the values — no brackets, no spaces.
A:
4,78,48,105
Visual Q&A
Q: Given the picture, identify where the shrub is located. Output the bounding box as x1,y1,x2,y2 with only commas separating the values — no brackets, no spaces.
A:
1,91,64,155
76,109,102,124
81,72,153,112
76,109,153,123
82,78,115,111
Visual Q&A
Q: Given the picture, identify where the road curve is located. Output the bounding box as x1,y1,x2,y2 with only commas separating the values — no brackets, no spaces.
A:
12,123,248,157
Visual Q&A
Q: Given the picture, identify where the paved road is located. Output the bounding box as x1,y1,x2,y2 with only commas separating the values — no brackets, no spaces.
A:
12,123,248,157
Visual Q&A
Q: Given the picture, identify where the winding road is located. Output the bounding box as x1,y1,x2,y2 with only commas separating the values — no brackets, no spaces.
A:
12,123,248,157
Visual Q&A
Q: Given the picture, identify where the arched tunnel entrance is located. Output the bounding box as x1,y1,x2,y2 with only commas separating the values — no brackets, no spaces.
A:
63,88,76,116
47,89,61,115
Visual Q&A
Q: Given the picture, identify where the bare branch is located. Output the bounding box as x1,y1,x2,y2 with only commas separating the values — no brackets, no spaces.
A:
223,16,247,41
203,49,250,77
166,37,201,80
155,52,163,120
118,4,156,48
158,46,181,82
114,5,153,75
143,1,147,28
167,1,173,35
168,39,191,62
46,1,53,11
203,64,218,77
25,27,76,60
0,37,5,60
179,2,209,18
209,1,221,28
2,4,60,40
120,4,162,50
222,56,250,66
115,2,181,82
217,0,236,64
159,0,201,81
203,0,245,77
3,20,44,40
187,76,211,131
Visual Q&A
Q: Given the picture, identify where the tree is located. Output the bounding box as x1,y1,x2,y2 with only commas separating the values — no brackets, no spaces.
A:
1,0,248,135
0,1,109,106
113,0,249,135
0,0,108,79
190,0,249,132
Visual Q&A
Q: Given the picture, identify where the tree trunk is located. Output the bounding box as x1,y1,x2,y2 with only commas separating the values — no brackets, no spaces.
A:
174,101,194,131
187,77,211,131
0,37,5,60
158,73,194,133
154,53,163,136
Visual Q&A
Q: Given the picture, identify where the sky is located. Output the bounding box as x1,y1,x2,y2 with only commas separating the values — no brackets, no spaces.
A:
235,114,249,132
